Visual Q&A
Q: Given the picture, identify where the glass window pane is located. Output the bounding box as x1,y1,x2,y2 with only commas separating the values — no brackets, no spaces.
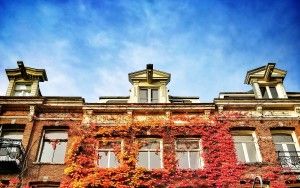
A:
15,84,28,90
234,135,253,142
234,143,246,162
176,139,200,150
141,140,160,150
139,89,148,103
39,131,68,163
269,87,278,98
190,151,200,169
13,91,23,96
40,142,54,163
176,152,189,169
149,152,161,169
45,131,68,140
246,143,258,162
24,91,31,96
272,134,294,142
287,144,297,152
260,87,269,98
2,131,23,140
52,141,67,163
275,144,284,152
151,89,158,103
99,151,109,167
109,152,119,168
138,151,148,168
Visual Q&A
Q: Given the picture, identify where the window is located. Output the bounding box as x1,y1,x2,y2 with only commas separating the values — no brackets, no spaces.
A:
139,88,159,103
13,83,31,96
259,86,278,99
137,138,163,169
175,138,202,169
232,132,261,163
1,130,23,144
38,130,68,163
97,140,121,168
0,130,24,161
272,131,300,170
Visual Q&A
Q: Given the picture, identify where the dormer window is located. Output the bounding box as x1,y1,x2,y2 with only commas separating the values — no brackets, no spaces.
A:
259,86,278,99
13,83,32,96
139,88,158,103
245,63,288,99
5,61,47,97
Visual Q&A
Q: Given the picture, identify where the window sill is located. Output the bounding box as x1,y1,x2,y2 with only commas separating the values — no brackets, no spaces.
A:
33,162,65,165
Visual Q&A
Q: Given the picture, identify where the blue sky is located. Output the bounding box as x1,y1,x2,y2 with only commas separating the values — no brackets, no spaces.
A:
0,0,299,102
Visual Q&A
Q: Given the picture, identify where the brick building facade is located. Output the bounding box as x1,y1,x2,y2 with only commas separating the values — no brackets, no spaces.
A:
0,62,299,187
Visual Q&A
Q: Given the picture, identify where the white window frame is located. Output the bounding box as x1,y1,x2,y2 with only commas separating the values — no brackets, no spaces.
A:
97,140,123,168
175,138,203,169
13,83,32,96
137,138,163,169
37,130,68,164
271,130,300,170
232,131,262,163
271,130,300,151
138,88,159,103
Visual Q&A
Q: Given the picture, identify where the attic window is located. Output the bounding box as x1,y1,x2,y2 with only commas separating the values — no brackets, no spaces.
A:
259,86,278,99
13,83,32,96
139,88,158,103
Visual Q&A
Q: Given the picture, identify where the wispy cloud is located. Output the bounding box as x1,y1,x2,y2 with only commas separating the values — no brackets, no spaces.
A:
0,0,299,102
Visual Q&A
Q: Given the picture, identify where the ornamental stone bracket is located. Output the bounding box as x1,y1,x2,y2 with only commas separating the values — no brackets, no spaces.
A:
82,109,93,125
28,105,36,121
295,106,300,115
218,105,224,113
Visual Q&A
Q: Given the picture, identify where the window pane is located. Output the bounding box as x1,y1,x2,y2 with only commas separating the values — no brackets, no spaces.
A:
287,144,297,152
138,151,148,168
246,143,258,162
141,140,160,150
40,142,54,163
149,152,161,169
260,87,269,98
272,134,294,142
99,151,109,167
52,141,67,163
13,91,23,96
15,84,29,90
275,144,284,152
109,152,119,168
176,140,199,150
190,151,200,169
176,152,189,169
39,130,68,163
234,135,253,142
139,89,148,103
2,131,23,140
269,87,278,98
151,89,158,103
234,143,246,162
45,131,68,140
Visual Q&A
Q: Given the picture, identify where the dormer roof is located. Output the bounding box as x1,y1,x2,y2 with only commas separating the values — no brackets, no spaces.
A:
5,61,48,82
128,64,171,84
244,63,287,85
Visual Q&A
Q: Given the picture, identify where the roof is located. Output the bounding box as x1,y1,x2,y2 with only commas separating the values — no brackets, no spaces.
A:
244,63,286,84
5,61,48,82
128,64,171,84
